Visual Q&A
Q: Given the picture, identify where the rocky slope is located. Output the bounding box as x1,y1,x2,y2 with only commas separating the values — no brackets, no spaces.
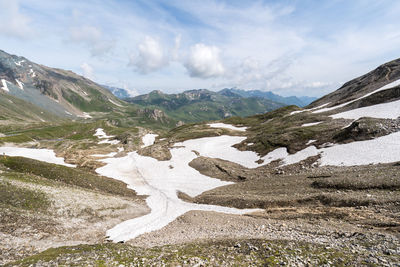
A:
308,58,400,112
0,50,132,120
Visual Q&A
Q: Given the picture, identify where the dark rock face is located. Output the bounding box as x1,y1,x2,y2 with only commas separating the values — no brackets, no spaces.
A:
333,118,400,143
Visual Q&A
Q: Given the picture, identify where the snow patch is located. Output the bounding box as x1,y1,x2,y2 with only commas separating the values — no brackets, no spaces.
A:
306,140,317,145
29,69,36,78
208,123,247,132
94,128,120,145
65,111,73,116
179,136,263,168
92,152,118,158
301,121,322,127
289,103,330,115
77,112,92,119
0,147,75,167
14,60,25,66
141,134,158,148
109,98,123,107
15,79,24,90
1,79,9,92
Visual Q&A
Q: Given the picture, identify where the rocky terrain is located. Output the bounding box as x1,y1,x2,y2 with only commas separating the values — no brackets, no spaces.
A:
1,55,400,266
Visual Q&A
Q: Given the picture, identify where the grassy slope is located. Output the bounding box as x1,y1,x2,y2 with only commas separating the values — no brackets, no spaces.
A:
0,156,137,198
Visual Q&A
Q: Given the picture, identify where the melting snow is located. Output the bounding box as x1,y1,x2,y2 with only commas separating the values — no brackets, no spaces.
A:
109,98,123,107
179,136,262,168
29,69,36,78
289,103,330,115
283,146,319,166
92,152,118,158
1,79,9,92
301,121,322,127
77,112,92,119
97,137,261,242
15,79,24,90
259,131,400,167
141,134,158,148
0,147,75,167
306,139,317,145
65,111,73,115
319,131,400,166
331,99,400,120
208,123,247,132
94,128,120,145
14,60,25,66
259,147,289,165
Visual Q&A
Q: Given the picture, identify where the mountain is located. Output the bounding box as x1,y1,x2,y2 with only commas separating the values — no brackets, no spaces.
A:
220,57,400,159
307,58,400,112
219,88,317,107
0,50,127,120
102,85,133,99
125,89,285,123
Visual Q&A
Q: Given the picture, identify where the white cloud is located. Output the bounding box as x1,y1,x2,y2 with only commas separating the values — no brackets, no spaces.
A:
184,43,224,78
0,0,33,39
69,25,114,56
80,62,94,80
130,36,168,74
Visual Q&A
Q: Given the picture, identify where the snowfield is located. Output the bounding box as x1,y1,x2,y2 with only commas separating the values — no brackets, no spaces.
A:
0,147,76,167
97,139,260,242
208,123,247,132
331,99,400,120
319,131,400,166
262,131,400,167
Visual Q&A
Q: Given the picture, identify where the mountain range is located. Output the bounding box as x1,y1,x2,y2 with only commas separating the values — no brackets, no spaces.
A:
125,89,285,123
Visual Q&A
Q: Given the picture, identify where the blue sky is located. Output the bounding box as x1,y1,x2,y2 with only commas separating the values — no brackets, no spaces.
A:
0,0,399,97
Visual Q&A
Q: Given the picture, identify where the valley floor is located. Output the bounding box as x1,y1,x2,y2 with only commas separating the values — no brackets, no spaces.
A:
1,123,399,266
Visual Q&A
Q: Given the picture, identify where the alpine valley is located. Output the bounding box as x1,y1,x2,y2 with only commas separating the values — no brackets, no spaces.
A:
1,49,400,266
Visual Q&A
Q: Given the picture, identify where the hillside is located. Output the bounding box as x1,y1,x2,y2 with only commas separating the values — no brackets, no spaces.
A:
125,89,284,123
0,50,129,119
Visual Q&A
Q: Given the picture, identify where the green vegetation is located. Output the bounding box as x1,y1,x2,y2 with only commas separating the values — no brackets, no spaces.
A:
0,180,50,211
126,89,284,123
9,239,361,266
0,156,137,199
223,105,338,156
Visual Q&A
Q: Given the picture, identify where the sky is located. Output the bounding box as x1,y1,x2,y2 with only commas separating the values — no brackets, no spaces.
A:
0,0,399,97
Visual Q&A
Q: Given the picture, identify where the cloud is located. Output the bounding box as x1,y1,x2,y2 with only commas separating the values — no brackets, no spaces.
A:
184,43,224,78
0,0,33,39
80,62,94,80
69,25,114,56
129,36,168,74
